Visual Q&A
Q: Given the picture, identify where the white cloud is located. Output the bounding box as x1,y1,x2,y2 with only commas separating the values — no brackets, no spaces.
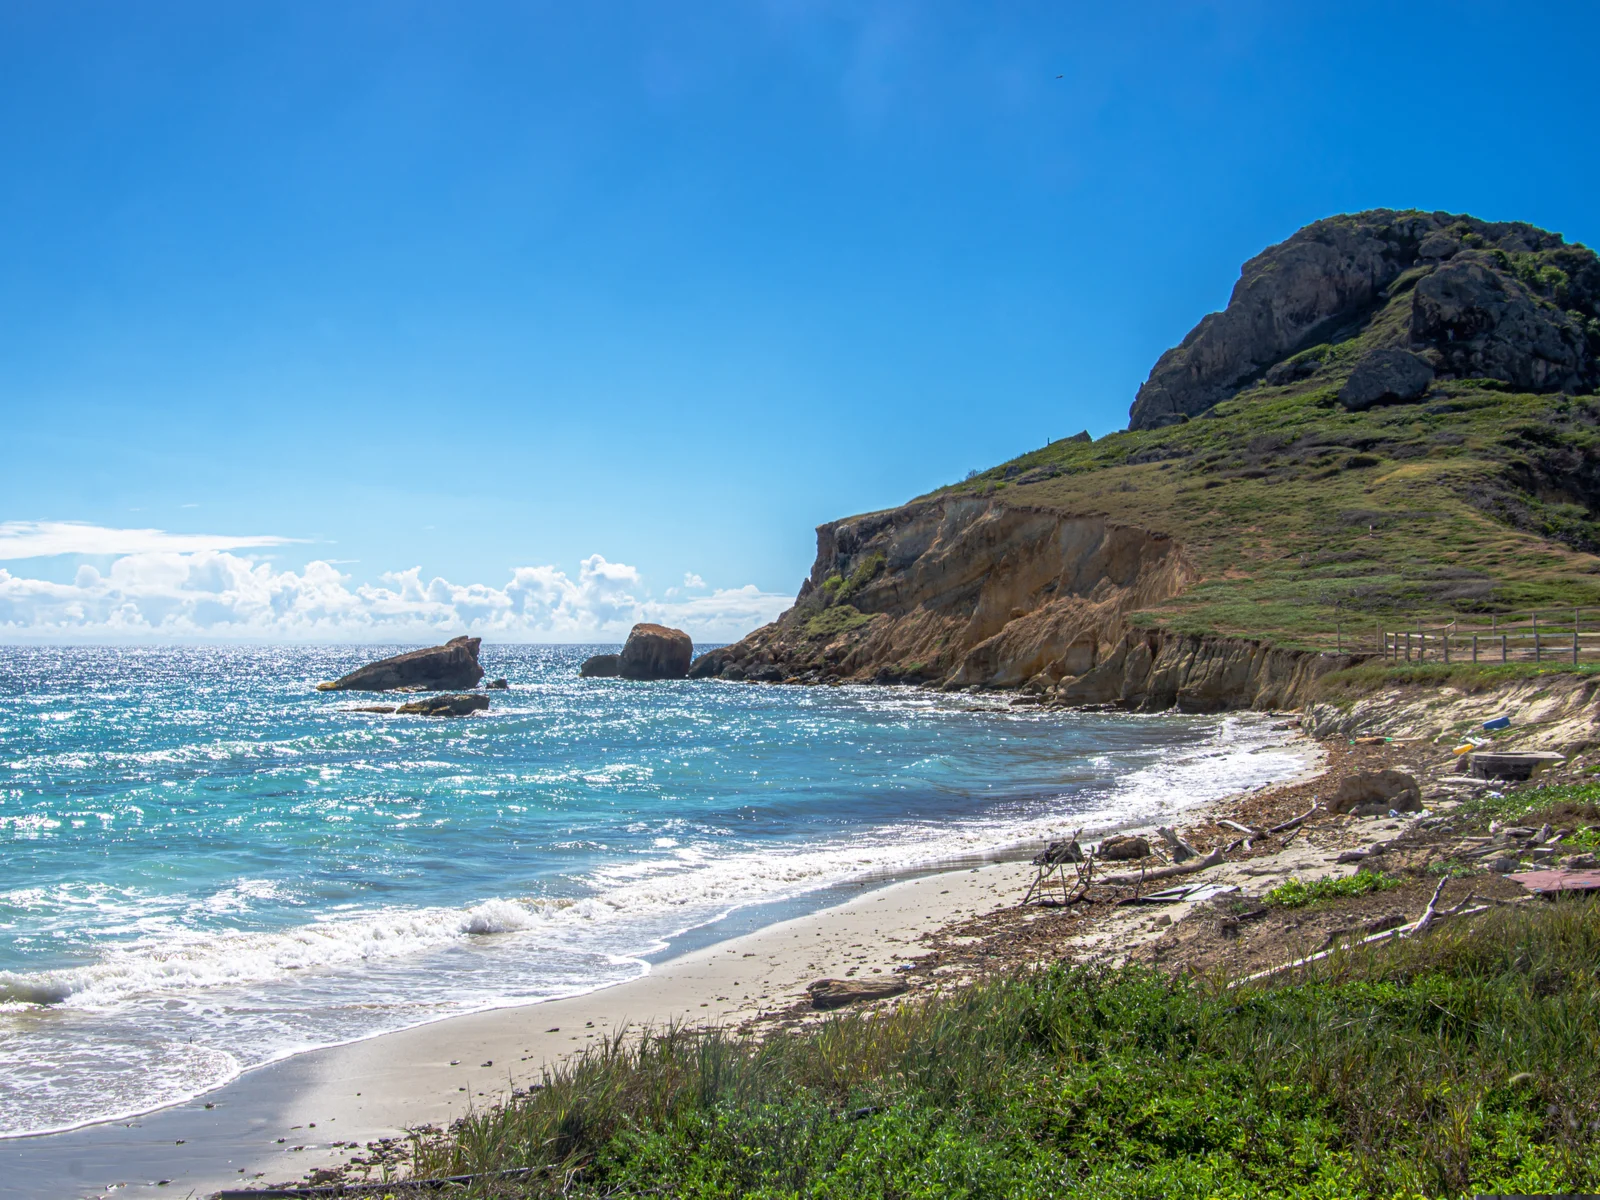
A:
683,572,706,588
0,542,792,643
0,521,298,559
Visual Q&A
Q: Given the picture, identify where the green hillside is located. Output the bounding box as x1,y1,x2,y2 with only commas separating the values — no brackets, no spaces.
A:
928,213,1600,655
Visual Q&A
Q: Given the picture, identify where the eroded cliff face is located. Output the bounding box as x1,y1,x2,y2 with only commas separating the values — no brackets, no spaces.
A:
693,497,1361,711
691,498,1182,689
1055,627,1360,713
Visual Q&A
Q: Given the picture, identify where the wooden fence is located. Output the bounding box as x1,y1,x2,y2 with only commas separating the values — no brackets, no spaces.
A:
1324,610,1600,665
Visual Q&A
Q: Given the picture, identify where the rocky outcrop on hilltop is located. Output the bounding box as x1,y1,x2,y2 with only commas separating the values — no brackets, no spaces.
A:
317,636,485,692
690,498,1202,695
1130,210,1600,428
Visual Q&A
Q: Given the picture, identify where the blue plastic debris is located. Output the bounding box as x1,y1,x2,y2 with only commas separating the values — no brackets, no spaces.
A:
1483,716,1511,731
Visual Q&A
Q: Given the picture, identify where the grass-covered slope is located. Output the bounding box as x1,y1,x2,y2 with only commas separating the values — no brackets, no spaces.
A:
919,211,1600,654
409,901,1600,1198
929,380,1600,651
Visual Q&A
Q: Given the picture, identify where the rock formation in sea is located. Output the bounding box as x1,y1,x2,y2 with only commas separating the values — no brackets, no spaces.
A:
582,625,695,680
317,636,485,692
620,624,694,679
1129,209,1599,429
396,693,491,717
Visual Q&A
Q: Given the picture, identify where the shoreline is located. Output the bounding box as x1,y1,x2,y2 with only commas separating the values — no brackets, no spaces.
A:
5,720,1323,1200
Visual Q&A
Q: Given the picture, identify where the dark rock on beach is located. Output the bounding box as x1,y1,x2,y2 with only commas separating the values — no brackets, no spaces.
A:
317,636,485,692
1098,834,1151,861
485,678,509,690
807,977,910,1010
396,693,490,717
579,653,622,678
1328,769,1422,816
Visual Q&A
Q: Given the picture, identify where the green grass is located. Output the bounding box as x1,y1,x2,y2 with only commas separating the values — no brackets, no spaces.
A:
404,901,1600,1199
1316,660,1600,699
1264,872,1406,908
1457,780,1600,826
804,605,876,639
912,372,1600,653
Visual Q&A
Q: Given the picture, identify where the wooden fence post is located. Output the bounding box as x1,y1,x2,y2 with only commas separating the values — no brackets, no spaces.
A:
1472,634,1478,663
1575,608,1581,666
1534,611,1540,663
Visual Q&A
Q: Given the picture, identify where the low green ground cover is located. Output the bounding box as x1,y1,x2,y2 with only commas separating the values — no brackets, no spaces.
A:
407,901,1600,1199
1263,872,1405,908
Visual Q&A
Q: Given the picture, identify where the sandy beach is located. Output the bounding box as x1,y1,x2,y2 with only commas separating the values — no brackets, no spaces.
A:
6,858,1039,1199
8,728,1327,1200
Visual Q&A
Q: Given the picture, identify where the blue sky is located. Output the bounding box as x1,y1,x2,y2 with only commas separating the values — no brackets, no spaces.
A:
1,1,1597,640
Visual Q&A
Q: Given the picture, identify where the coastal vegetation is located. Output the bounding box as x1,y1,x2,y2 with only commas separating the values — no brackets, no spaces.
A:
405,899,1600,1198
928,378,1600,652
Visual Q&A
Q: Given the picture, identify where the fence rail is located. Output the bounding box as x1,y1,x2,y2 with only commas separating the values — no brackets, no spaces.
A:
1322,610,1600,665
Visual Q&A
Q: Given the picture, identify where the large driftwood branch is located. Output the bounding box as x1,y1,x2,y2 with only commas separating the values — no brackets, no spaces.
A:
1267,803,1320,834
1099,846,1224,888
1156,826,1201,862
1217,819,1265,837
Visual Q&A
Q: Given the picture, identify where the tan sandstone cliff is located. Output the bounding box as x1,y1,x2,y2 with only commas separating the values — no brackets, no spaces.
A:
690,496,1358,710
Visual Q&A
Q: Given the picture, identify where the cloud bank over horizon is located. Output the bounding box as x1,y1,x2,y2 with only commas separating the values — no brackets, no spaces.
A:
0,525,792,643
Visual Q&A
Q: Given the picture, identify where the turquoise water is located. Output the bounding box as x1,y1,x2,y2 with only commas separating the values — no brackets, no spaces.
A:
0,644,1304,1137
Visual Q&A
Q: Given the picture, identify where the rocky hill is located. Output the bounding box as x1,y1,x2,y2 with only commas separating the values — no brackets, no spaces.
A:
693,210,1600,710
1131,210,1600,429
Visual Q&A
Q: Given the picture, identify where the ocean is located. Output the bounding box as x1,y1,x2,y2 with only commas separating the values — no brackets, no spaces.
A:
0,644,1306,1139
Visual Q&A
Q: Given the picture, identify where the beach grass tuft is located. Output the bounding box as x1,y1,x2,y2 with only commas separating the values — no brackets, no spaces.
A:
406,899,1600,1198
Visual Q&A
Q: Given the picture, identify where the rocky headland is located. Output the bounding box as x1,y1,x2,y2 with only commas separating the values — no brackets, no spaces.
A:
694,209,1600,716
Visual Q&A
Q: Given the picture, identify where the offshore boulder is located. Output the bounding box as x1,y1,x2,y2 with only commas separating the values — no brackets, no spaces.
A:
396,693,490,717
317,636,485,692
579,624,694,681
620,623,694,680
579,653,622,678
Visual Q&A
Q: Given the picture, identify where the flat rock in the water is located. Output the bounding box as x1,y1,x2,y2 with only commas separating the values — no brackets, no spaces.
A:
579,653,622,678
396,693,490,717
806,977,910,1010
317,636,485,692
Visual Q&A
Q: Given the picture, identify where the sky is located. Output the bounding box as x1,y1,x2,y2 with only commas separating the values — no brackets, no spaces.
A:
2,0,1597,642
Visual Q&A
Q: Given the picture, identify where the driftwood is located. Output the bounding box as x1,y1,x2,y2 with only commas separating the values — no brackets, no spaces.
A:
1412,875,1451,934
1156,826,1201,862
1099,846,1224,888
1217,819,1265,838
1267,803,1319,834
1023,830,1090,905
1232,884,1499,988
